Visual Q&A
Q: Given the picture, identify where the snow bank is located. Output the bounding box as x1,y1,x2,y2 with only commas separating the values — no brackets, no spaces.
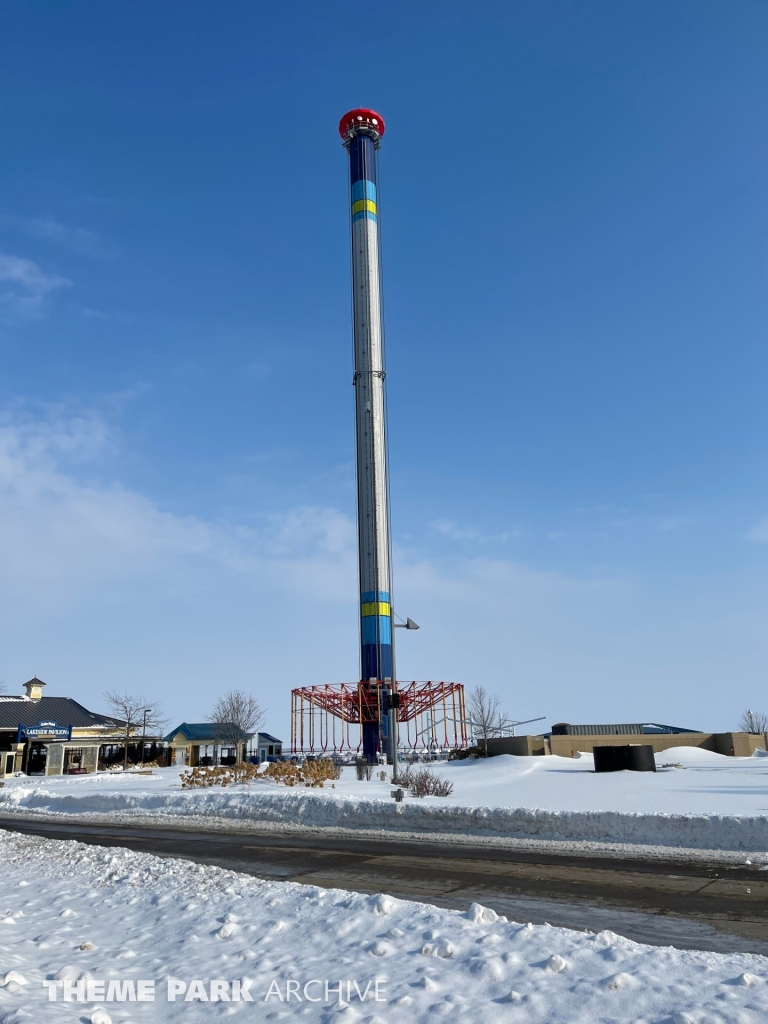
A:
656,746,733,764
2,752,768,851
0,829,766,1023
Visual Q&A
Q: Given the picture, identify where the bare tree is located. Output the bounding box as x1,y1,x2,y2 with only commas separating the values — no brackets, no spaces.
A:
740,709,768,734
102,692,166,769
210,690,264,763
467,686,502,756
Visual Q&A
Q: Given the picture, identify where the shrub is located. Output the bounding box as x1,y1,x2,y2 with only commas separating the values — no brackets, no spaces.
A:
180,758,340,790
181,763,261,789
448,746,482,760
393,764,453,798
356,759,374,781
264,758,340,787
392,764,415,789
427,774,454,797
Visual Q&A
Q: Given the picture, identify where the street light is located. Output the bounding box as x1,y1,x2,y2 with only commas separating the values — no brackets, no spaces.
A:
141,707,151,764
390,614,420,778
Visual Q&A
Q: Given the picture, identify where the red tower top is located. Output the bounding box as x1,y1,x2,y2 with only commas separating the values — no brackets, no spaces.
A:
338,108,385,140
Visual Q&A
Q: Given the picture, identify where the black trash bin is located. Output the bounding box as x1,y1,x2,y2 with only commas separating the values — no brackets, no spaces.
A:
593,744,656,773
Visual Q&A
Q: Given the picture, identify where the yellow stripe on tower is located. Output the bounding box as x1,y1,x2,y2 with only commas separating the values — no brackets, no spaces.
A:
361,601,390,617
352,199,377,216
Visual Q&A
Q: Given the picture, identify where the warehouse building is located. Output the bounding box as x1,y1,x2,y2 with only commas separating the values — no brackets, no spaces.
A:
485,722,768,758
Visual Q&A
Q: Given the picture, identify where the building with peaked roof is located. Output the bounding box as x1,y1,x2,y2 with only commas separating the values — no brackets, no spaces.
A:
0,677,142,776
256,732,283,762
165,722,256,767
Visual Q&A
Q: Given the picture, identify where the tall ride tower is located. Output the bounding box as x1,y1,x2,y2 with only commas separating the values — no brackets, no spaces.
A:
288,113,469,765
339,108,394,761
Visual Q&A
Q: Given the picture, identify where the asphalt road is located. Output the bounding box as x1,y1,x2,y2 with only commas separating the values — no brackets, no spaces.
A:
1,816,766,957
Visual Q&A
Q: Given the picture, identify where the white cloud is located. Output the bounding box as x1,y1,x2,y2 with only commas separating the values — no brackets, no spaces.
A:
0,409,673,650
2,216,115,259
0,406,764,733
0,411,357,609
656,516,695,532
431,519,521,543
432,518,478,541
0,253,71,320
747,519,768,543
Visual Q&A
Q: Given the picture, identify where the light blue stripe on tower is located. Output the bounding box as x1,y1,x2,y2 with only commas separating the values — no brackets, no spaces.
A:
361,591,390,603
352,179,376,203
362,616,392,644
352,211,377,223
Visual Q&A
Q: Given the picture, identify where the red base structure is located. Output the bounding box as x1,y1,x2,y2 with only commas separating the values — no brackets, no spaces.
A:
291,681,468,756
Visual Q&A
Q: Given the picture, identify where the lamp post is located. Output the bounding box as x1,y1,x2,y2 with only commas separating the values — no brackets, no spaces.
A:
389,615,420,777
141,708,150,764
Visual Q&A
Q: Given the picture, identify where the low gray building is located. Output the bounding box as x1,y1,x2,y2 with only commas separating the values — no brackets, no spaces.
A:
485,722,768,758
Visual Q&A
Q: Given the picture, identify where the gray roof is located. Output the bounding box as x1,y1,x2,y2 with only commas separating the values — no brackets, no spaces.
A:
165,722,253,743
257,732,282,744
550,722,699,737
0,696,120,731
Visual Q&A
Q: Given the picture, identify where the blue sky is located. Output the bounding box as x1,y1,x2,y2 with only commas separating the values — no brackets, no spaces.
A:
1,0,766,737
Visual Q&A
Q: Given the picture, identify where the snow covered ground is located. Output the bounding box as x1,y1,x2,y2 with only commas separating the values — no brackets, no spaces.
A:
0,828,767,1024
2,746,768,851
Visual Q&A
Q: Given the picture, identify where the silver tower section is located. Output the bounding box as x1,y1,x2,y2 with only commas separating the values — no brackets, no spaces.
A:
352,206,391,620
